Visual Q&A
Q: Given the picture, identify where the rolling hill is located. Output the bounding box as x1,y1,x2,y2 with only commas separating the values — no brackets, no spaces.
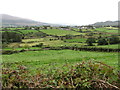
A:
1,14,118,27
92,21,118,27
1,14,48,27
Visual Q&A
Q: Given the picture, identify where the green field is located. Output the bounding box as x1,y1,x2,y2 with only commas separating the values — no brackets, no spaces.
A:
3,50,118,73
22,38,42,42
97,44,119,49
105,27,118,30
95,28,118,33
1,29,39,34
18,30,39,34
40,29,84,36
1,30,22,34
64,38,87,43
3,47,41,51
3,28,25,30
73,29,95,32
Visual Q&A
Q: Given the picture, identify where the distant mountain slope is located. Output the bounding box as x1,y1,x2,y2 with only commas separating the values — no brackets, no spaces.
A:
1,14,48,27
92,21,118,26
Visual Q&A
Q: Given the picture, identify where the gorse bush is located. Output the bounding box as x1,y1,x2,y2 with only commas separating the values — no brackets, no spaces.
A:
2,61,120,89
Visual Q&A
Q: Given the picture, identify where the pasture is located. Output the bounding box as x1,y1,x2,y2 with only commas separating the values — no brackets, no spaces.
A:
2,27,25,30
64,38,87,43
97,44,119,49
3,50,118,73
1,30,22,34
95,28,118,33
40,29,84,36
18,30,39,34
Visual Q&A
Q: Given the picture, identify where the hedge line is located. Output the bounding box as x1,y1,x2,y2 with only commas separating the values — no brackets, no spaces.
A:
2,46,119,55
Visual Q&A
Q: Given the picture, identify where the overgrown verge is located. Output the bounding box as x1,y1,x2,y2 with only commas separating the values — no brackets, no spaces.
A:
2,61,120,89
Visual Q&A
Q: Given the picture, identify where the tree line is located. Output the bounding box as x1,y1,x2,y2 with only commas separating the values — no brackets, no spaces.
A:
86,35,120,46
2,31,22,43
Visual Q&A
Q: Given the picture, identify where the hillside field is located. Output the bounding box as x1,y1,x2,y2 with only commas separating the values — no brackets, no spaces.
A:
40,29,84,36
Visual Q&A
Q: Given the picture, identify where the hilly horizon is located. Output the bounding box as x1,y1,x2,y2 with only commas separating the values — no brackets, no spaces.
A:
1,14,49,27
1,14,118,27
91,21,118,26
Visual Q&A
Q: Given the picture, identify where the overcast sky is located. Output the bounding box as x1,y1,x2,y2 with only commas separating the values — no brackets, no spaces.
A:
1,0,119,25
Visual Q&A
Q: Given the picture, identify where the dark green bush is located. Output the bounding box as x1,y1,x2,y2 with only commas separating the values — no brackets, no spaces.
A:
97,38,108,45
86,37,96,46
32,43,43,47
108,35,120,44
2,31,22,43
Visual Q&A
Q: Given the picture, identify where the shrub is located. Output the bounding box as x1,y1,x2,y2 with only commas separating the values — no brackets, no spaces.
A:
34,43,43,47
23,44,30,49
2,61,120,89
2,42,8,48
2,31,22,43
65,34,73,39
108,35,120,44
97,38,108,45
86,37,96,46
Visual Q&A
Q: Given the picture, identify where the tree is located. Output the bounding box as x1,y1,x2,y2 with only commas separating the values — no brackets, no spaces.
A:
108,35,120,44
79,29,82,32
65,34,73,39
86,37,96,46
2,31,22,43
97,38,108,45
24,26,29,30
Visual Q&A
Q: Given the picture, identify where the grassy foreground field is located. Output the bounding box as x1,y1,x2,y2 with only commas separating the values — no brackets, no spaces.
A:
3,50,118,72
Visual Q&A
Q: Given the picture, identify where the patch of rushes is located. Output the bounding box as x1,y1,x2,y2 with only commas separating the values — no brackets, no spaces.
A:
64,38,87,43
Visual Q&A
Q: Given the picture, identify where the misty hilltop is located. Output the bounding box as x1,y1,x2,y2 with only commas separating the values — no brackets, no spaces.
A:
1,14,48,27
91,21,118,26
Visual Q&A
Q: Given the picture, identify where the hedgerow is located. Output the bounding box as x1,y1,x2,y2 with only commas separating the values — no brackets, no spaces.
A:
2,61,120,89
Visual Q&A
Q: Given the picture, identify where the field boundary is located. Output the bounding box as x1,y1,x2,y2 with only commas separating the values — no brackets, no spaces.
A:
2,46,120,55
